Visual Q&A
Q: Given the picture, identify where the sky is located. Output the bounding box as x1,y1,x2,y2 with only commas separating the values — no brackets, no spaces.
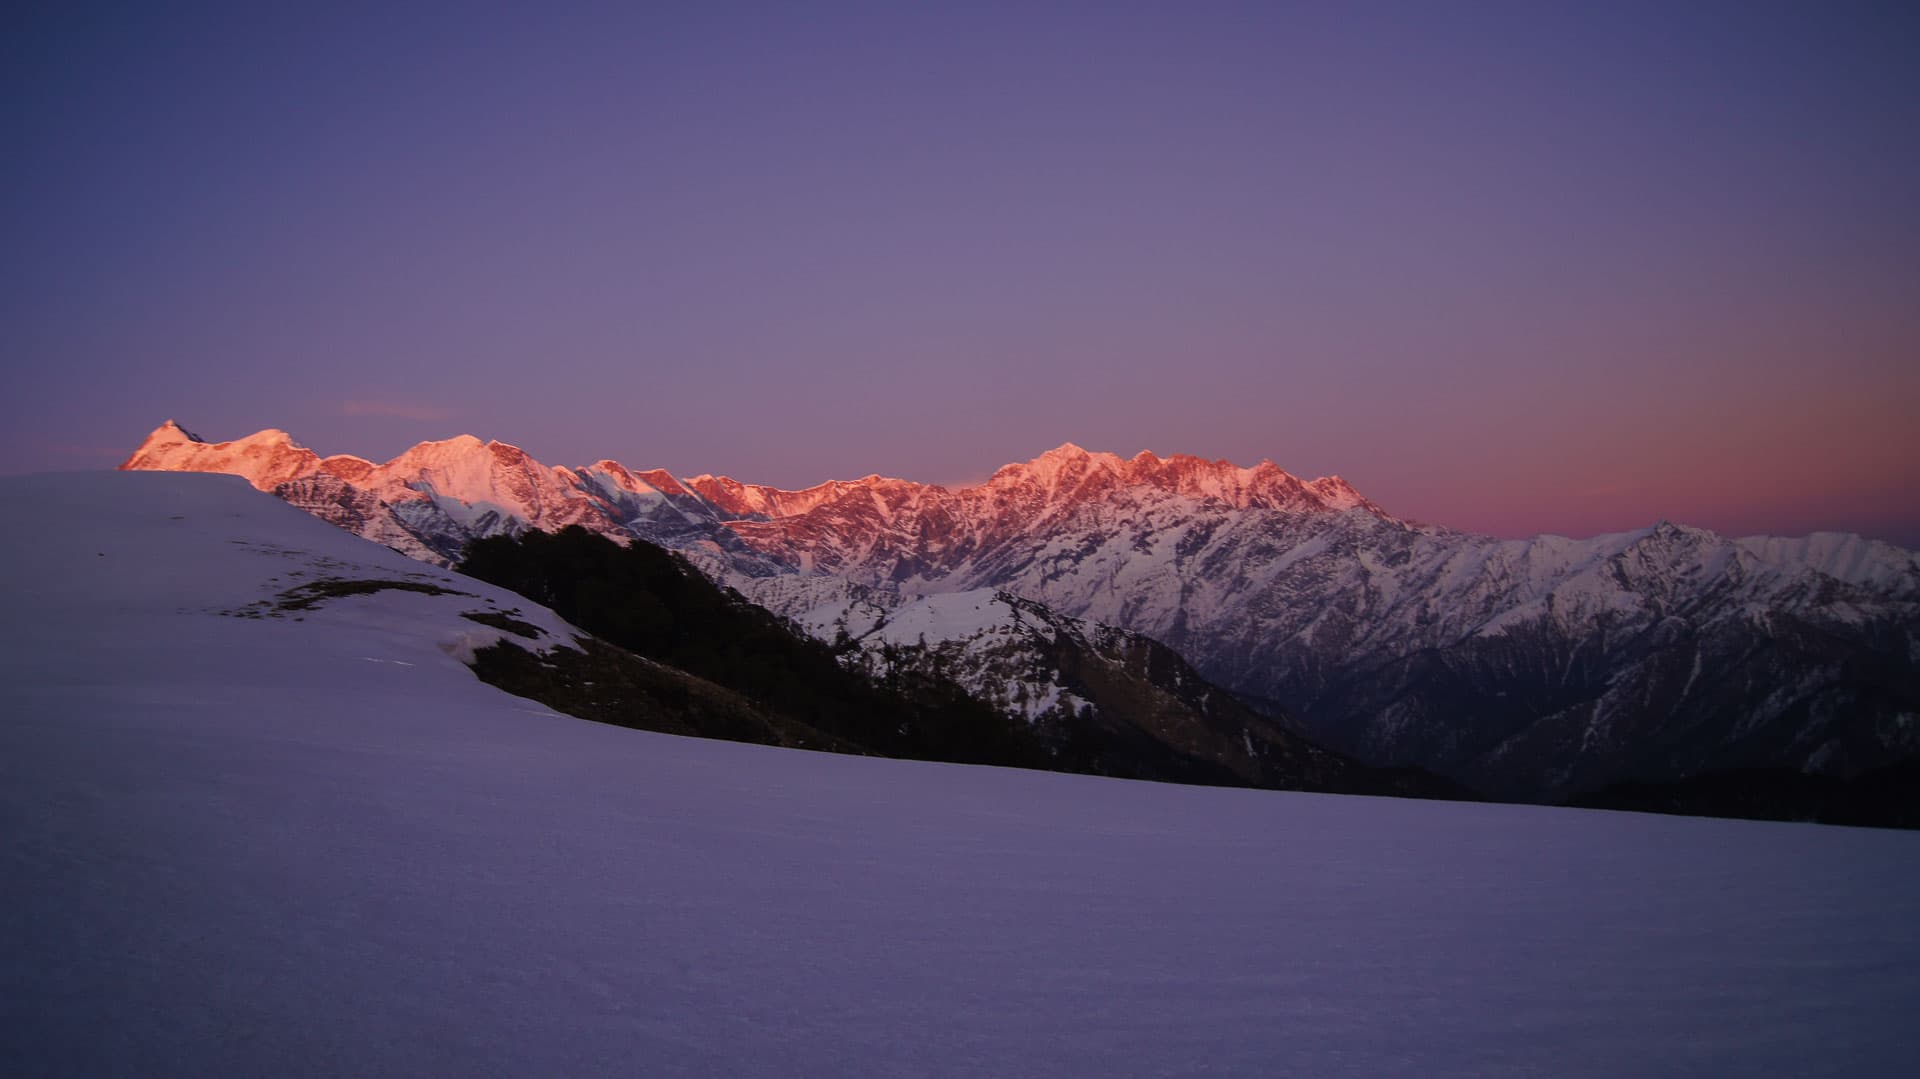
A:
4,1,1917,545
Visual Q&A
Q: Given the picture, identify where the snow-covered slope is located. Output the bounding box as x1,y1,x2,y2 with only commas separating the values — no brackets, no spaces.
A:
737,581,1448,795
7,471,1920,1076
799,588,1096,722
122,424,1920,798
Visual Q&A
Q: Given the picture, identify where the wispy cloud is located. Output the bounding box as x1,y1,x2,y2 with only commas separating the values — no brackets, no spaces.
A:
342,400,454,422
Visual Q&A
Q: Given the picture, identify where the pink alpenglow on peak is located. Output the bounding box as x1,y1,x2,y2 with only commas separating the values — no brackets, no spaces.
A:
118,423,1395,569
120,421,376,491
119,423,1388,520
985,443,1382,516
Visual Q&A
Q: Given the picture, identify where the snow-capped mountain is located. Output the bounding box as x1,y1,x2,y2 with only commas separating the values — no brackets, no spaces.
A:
122,422,1920,799
15,471,1920,1076
122,421,754,569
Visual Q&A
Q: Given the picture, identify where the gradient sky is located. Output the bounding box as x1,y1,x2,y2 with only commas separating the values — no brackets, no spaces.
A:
5,2,1918,544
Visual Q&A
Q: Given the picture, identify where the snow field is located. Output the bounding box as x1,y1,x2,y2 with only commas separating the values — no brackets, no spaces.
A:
4,472,1918,1077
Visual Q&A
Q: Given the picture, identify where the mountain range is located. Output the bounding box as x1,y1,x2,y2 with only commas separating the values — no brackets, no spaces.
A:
122,421,1920,804
14,469,1916,1074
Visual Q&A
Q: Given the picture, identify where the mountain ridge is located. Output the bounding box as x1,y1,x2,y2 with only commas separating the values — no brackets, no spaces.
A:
121,422,1920,802
122,422,1389,528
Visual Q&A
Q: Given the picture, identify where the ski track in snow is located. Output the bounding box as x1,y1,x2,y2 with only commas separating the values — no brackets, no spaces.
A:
4,471,1920,1077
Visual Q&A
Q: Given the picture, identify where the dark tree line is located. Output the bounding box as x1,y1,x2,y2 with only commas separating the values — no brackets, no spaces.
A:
458,527,1049,768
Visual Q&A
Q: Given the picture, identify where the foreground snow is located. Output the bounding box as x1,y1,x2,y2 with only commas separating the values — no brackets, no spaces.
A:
3,473,1918,1077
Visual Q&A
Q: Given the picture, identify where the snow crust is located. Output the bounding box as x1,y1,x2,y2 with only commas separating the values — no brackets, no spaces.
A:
6,471,1920,1076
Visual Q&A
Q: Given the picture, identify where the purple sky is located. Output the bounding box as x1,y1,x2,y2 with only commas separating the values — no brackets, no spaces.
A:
5,2,1917,544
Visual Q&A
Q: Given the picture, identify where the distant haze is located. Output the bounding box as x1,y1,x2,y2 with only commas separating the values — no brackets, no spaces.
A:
5,3,1917,546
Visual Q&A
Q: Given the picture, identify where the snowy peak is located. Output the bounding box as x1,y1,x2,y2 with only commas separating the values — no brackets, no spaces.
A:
383,433,485,473
1141,454,1363,513
987,442,1126,497
979,442,1378,515
1025,441,1115,476
684,472,925,520
121,423,322,492
1305,475,1370,511
120,425,613,555
162,418,206,443
571,460,703,506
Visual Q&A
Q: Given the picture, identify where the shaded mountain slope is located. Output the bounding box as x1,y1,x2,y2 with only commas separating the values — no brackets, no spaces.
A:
457,526,1458,797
